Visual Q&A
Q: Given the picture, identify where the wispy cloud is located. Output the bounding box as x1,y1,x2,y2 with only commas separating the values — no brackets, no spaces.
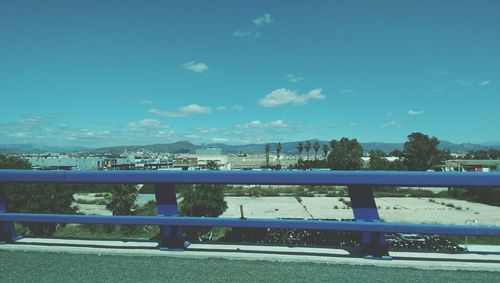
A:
139,100,153,105
197,127,220,134
9,132,29,138
233,30,260,38
339,89,354,95
386,112,394,117
154,130,175,138
478,80,491,86
432,88,444,93
182,61,208,73
236,119,288,129
408,110,425,116
128,119,168,129
380,121,401,128
217,105,244,111
258,88,325,108
149,104,213,118
233,13,273,38
459,80,473,86
212,137,230,143
68,129,111,140
433,70,451,75
253,13,273,26
184,134,199,139
348,122,359,127
286,74,303,83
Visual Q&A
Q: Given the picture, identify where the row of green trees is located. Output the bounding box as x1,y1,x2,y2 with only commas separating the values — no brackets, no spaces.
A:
268,132,451,171
464,149,500,160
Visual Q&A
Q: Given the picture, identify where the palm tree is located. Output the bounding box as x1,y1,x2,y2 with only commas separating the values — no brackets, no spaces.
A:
313,142,320,160
305,141,311,161
276,142,282,166
264,143,270,167
296,142,304,160
323,144,329,166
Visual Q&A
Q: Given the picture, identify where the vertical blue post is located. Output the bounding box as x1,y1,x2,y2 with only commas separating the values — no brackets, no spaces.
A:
348,185,389,257
154,184,185,250
0,184,19,243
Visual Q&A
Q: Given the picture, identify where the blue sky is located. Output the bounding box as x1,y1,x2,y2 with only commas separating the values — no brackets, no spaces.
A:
1,0,499,147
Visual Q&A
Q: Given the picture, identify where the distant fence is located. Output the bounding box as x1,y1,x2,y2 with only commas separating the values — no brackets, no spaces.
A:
1,170,499,257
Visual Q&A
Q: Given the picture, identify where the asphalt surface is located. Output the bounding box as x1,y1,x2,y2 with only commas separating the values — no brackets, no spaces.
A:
1,250,499,283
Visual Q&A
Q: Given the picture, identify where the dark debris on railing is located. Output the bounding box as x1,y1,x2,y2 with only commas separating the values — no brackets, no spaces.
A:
216,218,465,253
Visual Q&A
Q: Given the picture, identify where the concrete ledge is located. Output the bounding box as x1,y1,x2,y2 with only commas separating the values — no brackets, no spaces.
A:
1,238,499,272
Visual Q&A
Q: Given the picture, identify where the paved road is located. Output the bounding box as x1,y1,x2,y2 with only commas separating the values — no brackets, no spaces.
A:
1,250,499,282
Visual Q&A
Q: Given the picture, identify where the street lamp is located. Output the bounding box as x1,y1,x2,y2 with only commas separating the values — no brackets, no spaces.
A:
464,219,478,250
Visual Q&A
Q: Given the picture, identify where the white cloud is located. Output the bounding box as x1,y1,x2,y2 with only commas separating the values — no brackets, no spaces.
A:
386,112,393,117
286,74,303,83
233,30,260,38
20,115,50,126
233,13,272,38
459,80,473,86
348,122,359,127
149,104,213,117
184,134,199,139
197,127,219,134
212,137,230,143
236,119,288,129
258,88,325,108
9,132,28,138
69,129,111,139
478,80,491,86
139,100,153,105
217,105,244,111
268,119,287,128
340,89,354,95
182,61,208,73
432,88,444,93
433,70,450,75
380,121,401,128
408,110,425,116
253,13,272,26
236,120,263,129
128,119,168,129
154,130,175,138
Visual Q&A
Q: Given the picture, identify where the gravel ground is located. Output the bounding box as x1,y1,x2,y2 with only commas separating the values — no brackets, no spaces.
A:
1,250,499,283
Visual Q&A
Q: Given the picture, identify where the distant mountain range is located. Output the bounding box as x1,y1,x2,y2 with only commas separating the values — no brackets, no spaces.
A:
1,140,500,155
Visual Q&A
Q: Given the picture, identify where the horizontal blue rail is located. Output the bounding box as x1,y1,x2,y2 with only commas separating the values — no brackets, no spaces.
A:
1,169,500,187
1,169,500,256
1,213,499,236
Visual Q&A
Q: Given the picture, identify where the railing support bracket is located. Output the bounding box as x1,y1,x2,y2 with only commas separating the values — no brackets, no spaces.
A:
0,185,21,243
348,185,389,258
154,184,186,250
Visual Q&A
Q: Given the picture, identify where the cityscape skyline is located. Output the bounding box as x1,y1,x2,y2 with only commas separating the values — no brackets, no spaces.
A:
1,1,499,147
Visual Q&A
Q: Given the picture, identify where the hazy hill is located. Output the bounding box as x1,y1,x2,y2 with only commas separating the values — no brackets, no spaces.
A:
1,140,499,155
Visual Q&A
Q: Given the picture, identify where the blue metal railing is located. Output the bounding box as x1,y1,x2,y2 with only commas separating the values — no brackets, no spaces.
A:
1,169,500,256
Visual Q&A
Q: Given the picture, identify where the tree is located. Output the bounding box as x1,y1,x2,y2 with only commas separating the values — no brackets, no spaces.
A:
205,160,219,170
369,150,390,170
296,142,304,160
264,143,270,167
1,155,76,236
327,138,364,170
322,144,329,165
403,132,448,171
276,142,282,166
305,141,311,161
389,149,403,158
106,184,138,216
313,142,320,160
179,160,228,240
